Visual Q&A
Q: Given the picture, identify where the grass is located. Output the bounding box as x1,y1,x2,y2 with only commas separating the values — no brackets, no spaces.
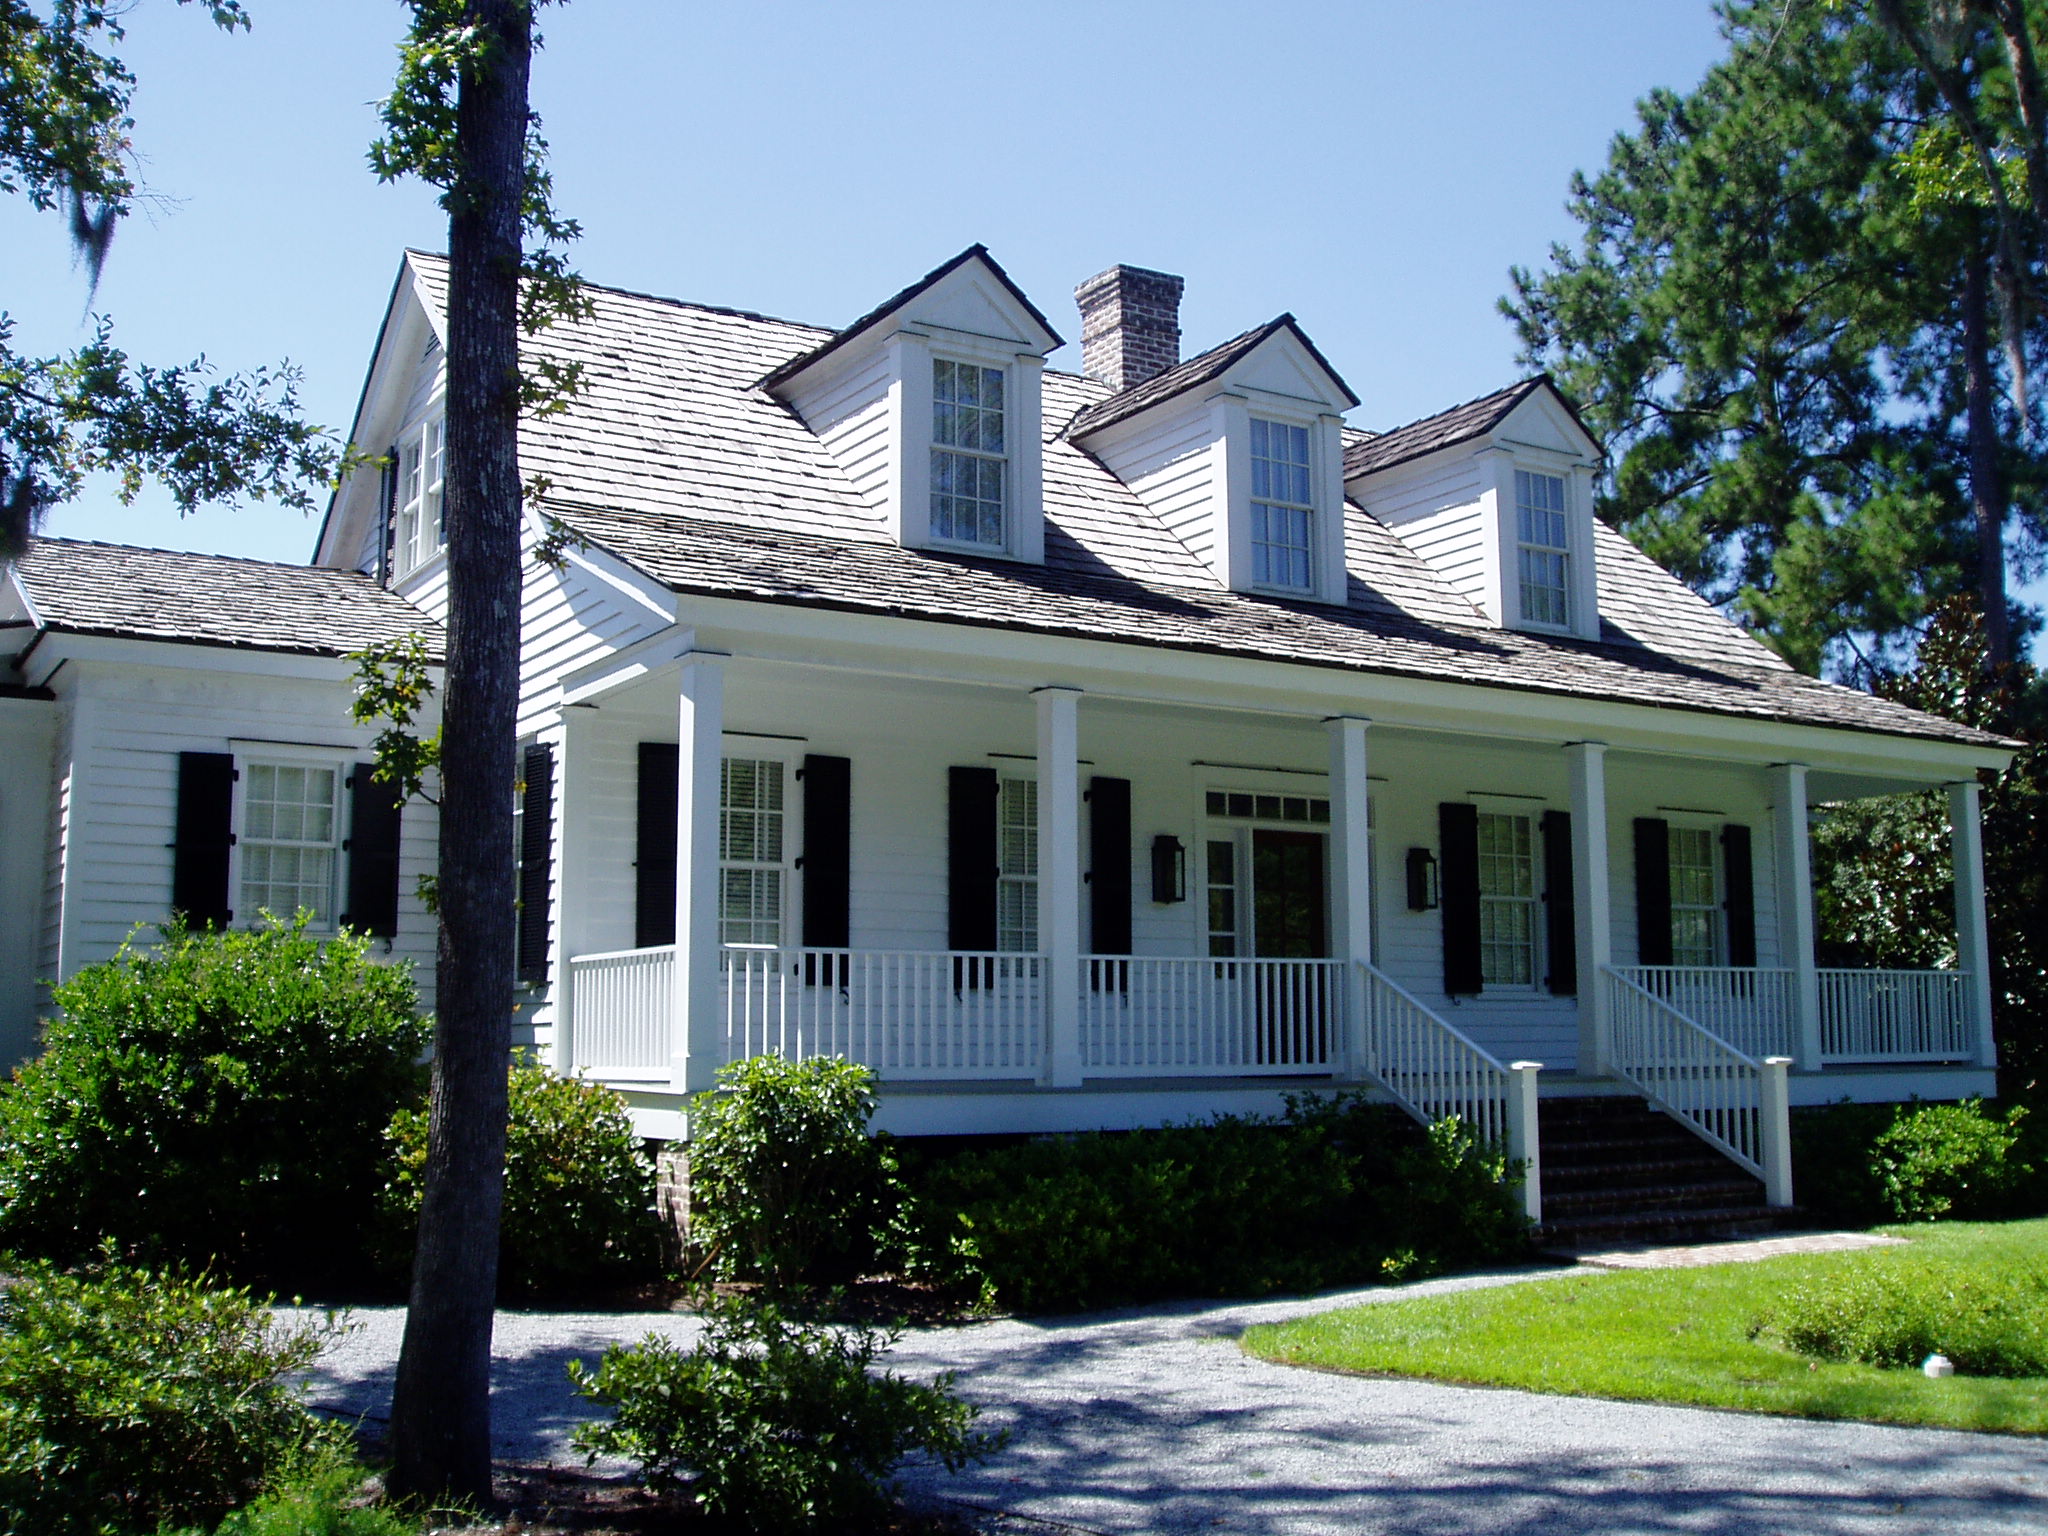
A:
1241,1218,2048,1435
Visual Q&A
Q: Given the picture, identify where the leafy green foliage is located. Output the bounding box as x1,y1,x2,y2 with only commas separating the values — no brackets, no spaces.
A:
687,1056,905,1292
1762,1248,2048,1377
349,636,442,808
0,1256,341,1536
1874,1099,2034,1220
383,1054,666,1301
162,1446,424,1536
0,918,428,1289
568,1294,998,1533
904,1097,1528,1314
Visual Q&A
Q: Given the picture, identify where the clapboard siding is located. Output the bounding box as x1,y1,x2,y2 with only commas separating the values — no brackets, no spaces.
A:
800,349,897,520
1354,454,1494,617
1089,407,1223,579
516,547,672,735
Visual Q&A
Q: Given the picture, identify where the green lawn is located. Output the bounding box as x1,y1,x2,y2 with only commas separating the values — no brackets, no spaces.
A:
1241,1219,2048,1435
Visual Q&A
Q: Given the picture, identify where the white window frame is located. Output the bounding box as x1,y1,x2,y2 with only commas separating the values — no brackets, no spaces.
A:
929,357,1009,553
1249,416,1315,593
231,750,351,933
1476,809,1539,990
1198,785,1345,962
1667,822,1722,968
392,410,447,581
718,755,793,949
1513,468,1572,631
996,775,1038,954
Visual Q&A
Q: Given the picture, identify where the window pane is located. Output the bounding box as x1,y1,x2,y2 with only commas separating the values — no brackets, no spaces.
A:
1476,811,1538,987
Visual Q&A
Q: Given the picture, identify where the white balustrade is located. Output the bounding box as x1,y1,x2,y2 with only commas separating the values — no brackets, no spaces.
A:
566,944,676,1079
1611,966,1798,1060
1356,962,1511,1145
722,946,1043,1080
1080,956,1341,1076
1817,968,1973,1063
1603,965,1792,1203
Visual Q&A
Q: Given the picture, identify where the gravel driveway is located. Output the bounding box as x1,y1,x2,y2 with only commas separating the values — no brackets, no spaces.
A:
299,1267,2048,1535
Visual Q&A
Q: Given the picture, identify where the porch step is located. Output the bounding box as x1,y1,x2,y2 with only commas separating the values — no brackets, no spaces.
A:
1534,1095,1793,1252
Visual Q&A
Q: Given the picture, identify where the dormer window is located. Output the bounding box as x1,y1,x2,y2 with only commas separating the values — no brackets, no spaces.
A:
1250,418,1314,591
1514,469,1570,629
394,413,446,579
930,359,1007,548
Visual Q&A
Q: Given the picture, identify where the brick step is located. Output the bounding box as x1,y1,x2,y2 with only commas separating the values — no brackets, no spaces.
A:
1542,1179,1765,1218
1542,1157,1751,1194
1543,1132,1716,1162
1536,1204,1795,1252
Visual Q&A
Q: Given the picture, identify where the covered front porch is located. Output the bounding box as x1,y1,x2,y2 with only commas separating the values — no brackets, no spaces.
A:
526,635,2001,1216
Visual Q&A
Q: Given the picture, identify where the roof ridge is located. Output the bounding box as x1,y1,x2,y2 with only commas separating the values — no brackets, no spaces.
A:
1369,374,1548,438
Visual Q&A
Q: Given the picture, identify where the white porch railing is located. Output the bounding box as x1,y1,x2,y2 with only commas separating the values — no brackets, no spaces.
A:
1602,965,1792,1205
1818,968,1974,1063
722,946,1043,1081
1079,955,1341,1075
1612,966,1798,1060
565,944,676,1080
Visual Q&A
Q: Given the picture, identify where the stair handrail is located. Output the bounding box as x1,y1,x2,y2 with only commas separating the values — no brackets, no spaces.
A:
1356,961,1541,1222
1600,964,1793,1207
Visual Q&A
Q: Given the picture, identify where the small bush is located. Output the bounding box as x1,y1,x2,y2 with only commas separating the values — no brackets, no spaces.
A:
1761,1253,2048,1377
569,1294,998,1532
383,1054,666,1301
687,1056,904,1291
0,918,428,1289
0,1257,342,1536
1873,1100,2032,1221
165,1448,422,1536
902,1095,1528,1313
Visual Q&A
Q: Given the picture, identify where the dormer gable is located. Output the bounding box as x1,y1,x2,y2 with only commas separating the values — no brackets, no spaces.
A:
763,246,1062,564
1068,314,1359,606
1343,376,1604,639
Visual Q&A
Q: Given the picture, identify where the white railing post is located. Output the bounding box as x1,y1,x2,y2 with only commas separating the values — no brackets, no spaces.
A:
1566,742,1613,1077
1327,715,1373,1080
1771,763,1824,1073
1760,1056,1795,1208
1036,687,1083,1086
1506,1060,1543,1224
1948,781,1998,1070
673,653,727,1095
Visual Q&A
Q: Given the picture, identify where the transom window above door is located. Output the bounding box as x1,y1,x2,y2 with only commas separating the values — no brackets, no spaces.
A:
1205,790,1330,824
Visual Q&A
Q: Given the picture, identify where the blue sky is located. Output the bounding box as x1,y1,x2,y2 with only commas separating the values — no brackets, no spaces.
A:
22,0,2034,639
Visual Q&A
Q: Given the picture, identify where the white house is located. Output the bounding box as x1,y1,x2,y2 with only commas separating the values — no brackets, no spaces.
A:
2,246,2018,1234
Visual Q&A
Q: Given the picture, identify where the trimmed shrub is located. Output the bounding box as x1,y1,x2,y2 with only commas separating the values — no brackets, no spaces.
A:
0,918,428,1288
569,1293,998,1532
1873,1100,2032,1221
383,1054,666,1301
902,1094,1528,1314
1761,1253,2048,1377
0,1257,342,1536
687,1056,903,1291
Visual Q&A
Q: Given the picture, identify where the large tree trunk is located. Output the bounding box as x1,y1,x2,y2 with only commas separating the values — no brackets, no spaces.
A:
386,0,531,1507
1962,247,2015,668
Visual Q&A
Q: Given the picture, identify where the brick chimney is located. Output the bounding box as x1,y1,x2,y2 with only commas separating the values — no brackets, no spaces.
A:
1075,264,1184,393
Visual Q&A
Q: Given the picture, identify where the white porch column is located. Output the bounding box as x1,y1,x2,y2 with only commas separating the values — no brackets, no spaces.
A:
1948,779,1998,1069
1036,686,1084,1087
1771,763,1823,1072
551,708,595,1073
1326,715,1373,1078
673,653,727,1096
1566,741,1613,1077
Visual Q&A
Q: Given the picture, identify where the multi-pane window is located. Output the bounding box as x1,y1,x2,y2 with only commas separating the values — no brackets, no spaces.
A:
1669,827,1720,966
719,757,786,946
394,415,447,578
1250,418,1313,590
1206,839,1239,957
240,763,341,925
996,777,1038,953
1477,811,1537,987
1515,469,1570,628
931,360,1006,548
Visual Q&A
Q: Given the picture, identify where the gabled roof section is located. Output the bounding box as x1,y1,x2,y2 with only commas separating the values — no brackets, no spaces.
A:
11,539,444,660
759,244,1063,393
1345,375,1596,479
1066,314,1360,440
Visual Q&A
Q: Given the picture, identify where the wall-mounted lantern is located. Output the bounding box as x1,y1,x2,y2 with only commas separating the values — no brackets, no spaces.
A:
1406,847,1440,911
1151,835,1187,904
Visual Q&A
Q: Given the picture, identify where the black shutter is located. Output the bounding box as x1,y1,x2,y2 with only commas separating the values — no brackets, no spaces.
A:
518,743,555,985
801,754,852,950
343,764,402,939
1634,817,1673,966
1088,776,1132,955
635,743,680,949
1439,802,1482,995
947,766,999,952
1722,823,1757,967
1542,808,1576,996
172,751,236,927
